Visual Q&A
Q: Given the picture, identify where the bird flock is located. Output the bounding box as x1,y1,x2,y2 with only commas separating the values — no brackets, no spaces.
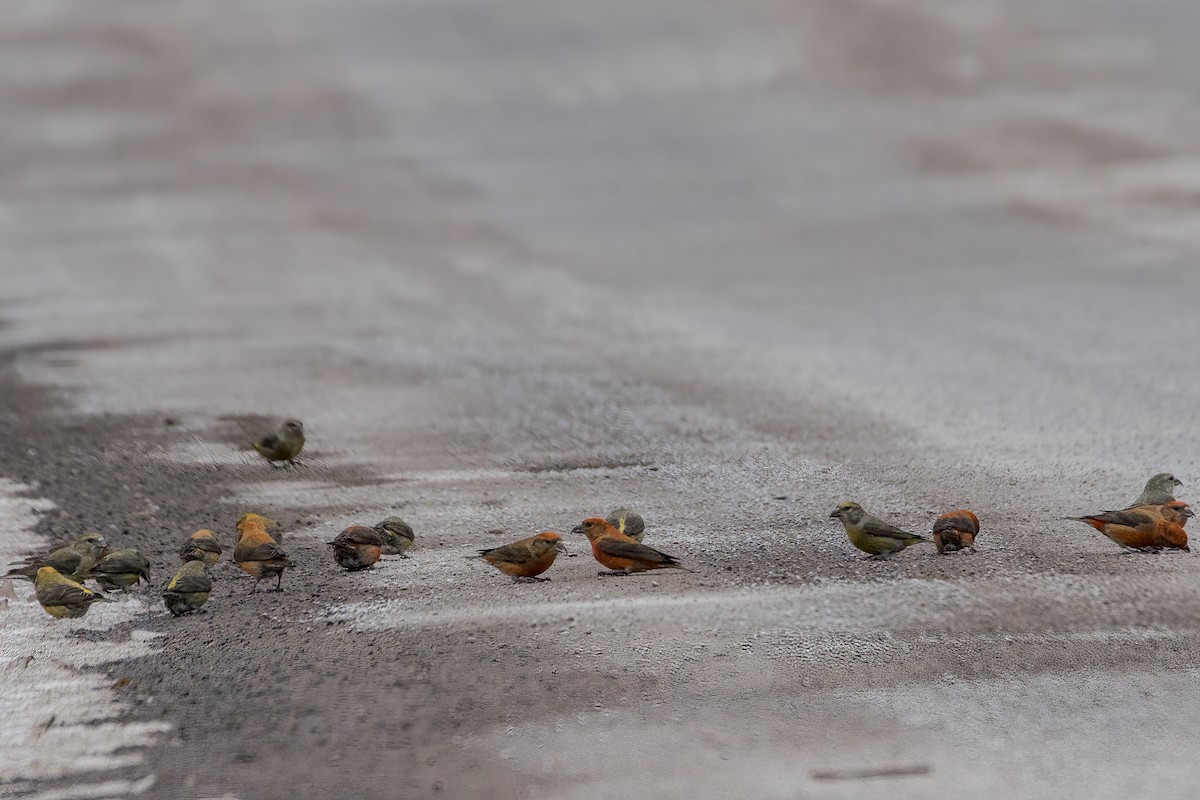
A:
1,419,1191,621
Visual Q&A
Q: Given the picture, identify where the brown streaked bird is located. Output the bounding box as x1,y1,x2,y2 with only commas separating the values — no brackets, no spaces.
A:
573,518,689,576
1130,472,1182,507
932,510,981,555
35,566,110,619
86,548,152,592
180,529,222,567
5,533,109,582
252,419,305,466
605,507,645,542
234,513,292,592
328,526,384,571
162,559,213,616
1068,505,1191,553
374,516,415,557
475,531,567,582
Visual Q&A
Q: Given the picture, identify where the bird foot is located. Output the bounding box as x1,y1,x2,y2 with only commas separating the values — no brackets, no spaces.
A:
597,570,630,577
513,576,551,583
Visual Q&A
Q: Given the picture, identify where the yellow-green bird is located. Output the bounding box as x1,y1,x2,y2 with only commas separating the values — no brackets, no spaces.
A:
373,516,415,557
829,501,929,559
252,419,305,466
162,560,213,616
86,548,151,592
34,566,110,619
605,507,645,542
5,532,109,581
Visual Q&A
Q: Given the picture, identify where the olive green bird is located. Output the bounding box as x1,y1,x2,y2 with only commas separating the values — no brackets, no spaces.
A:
5,532,109,581
605,507,645,542
1130,472,1182,507
829,501,930,559
35,566,111,619
252,419,305,466
162,559,213,616
374,516,415,557
85,548,151,592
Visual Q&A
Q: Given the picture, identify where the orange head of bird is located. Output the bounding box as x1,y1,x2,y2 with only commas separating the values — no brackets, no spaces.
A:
571,518,616,542
533,531,568,555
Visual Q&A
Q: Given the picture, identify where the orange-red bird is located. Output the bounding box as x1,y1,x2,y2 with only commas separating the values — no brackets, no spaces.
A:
234,513,293,592
476,531,566,582
573,518,690,576
180,529,222,567
932,510,981,555
1069,504,1191,553
328,526,384,571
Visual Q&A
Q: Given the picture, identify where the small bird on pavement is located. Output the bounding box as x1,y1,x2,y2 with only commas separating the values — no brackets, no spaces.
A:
328,526,384,571
180,529,222,568
86,548,152,592
162,560,213,616
829,502,929,559
605,507,645,542
35,566,110,619
1068,505,1191,552
574,518,690,576
252,419,305,466
374,517,415,557
932,510,981,555
234,513,293,592
474,531,567,582
5,533,109,582
1127,472,1183,507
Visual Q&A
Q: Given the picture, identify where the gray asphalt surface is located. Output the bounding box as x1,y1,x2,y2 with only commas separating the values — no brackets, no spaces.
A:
3,0,1200,798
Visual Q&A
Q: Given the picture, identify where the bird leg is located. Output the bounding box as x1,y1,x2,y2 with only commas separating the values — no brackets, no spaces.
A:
275,573,284,591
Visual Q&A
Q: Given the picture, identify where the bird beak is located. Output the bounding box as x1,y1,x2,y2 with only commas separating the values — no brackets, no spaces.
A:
570,524,584,535
1186,509,1196,518
829,509,841,519
553,542,567,555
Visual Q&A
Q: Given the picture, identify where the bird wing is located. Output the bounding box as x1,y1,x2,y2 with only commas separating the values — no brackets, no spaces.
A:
1085,510,1153,528
235,542,289,562
336,528,383,546
43,548,84,574
90,552,148,574
256,433,280,450
39,582,96,606
595,536,677,565
861,516,925,541
478,541,534,564
166,573,212,594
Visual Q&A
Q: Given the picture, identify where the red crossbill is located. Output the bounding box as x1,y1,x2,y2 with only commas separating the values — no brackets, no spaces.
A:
162,560,213,616
328,526,384,571
374,517,415,557
34,566,110,619
829,502,929,559
86,548,152,592
475,531,567,582
180,529,222,567
252,419,305,466
6,533,109,581
932,510,981,555
234,513,293,592
1069,504,1191,552
573,518,689,576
